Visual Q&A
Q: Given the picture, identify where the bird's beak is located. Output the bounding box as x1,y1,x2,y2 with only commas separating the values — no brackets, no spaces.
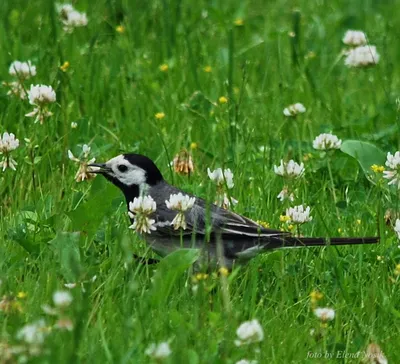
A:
88,163,111,174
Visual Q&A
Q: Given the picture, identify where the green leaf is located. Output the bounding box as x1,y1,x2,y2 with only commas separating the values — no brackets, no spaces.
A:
48,232,82,281
340,140,386,175
67,177,122,240
148,249,200,307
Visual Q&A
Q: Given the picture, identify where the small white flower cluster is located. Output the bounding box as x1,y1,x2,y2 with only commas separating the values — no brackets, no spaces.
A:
165,193,195,230
68,144,96,182
4,60,36,99
344,45,380,68
274,160,304,202
128,195,157,234
208,167,237,209
286,205,312,224
342,29,379,68
9,61,37,79
41,290,74,332
58,4,88,32
274,160,304,178
0,132,19,171
313,307,335,322
342,30,367,46
383,151,400,189
312,133,342,150
53,290,73,308
17,319,48,346
236,360,258,364
283,103,306,117
208,167,234,189
145,342,171,360
25,84,57,124
234,319,264,346
13,318,49,361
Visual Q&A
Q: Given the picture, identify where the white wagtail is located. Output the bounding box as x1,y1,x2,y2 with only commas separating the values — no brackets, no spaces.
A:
89,153,379,268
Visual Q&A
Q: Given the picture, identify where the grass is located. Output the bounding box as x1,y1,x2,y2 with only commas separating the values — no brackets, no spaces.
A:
1,0,400,362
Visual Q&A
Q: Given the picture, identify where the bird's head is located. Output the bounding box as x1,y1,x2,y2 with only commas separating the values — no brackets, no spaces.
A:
89,153,164,202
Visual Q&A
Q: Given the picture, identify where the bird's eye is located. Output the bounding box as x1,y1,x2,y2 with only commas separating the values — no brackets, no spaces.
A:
118,165,128,173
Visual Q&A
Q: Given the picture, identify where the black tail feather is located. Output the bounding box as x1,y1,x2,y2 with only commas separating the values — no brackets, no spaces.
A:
281,236,379,248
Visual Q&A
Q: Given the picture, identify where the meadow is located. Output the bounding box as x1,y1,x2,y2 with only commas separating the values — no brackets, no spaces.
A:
1,0,400,362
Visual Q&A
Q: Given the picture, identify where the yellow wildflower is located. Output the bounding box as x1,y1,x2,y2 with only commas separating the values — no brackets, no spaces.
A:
155,112,165,119
17,292,27,299
116,25,125,33
190,142,198,150
203,66,212,73
256,220,270,228
371,164,384,173
159,64,169,72
310,290,323,305
195,273,209,281
234,18,244,26
394,264,400,276
60,61,70,72
218,96,228,104
219,267,229,276
279,215,290,223
356,219,361,225
288,224,294,231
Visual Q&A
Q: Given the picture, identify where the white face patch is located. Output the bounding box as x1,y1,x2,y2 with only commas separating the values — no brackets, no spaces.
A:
106,155,148,187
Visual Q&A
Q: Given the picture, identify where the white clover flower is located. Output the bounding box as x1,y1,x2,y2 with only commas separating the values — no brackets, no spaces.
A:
0,132,19,171
277,187,294,202
313,307,335,322
383,151,400,189
215,193,238,209
53,290,73,308
4,80,27,99
71,122,78,129
16,319,47,345
128,196,157,234
344,45,380,67
0,132,19,152
145,342,171,360
27,84,56,105
312,133,342,150
25,84,56,124
59,3,88,33
283,103,306,117
57,3,75,15
236,360,258,364
207,167,234,189
9,60,36,79
274,160,304,178
68,145,96,182
165,193,196,230
394,219,400,239
234,319,264,346
286,205,312,224
342,30,367,46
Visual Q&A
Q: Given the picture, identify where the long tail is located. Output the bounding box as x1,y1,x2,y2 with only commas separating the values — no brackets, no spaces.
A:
280,236,379,248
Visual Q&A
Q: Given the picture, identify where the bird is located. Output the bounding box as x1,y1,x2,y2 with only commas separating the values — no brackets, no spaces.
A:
89,153,379,268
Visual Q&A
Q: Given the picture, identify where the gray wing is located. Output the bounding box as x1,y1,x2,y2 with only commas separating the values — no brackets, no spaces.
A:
149,182,289,240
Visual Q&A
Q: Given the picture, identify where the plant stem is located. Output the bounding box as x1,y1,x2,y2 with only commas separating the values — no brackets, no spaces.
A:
327,157,340,219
